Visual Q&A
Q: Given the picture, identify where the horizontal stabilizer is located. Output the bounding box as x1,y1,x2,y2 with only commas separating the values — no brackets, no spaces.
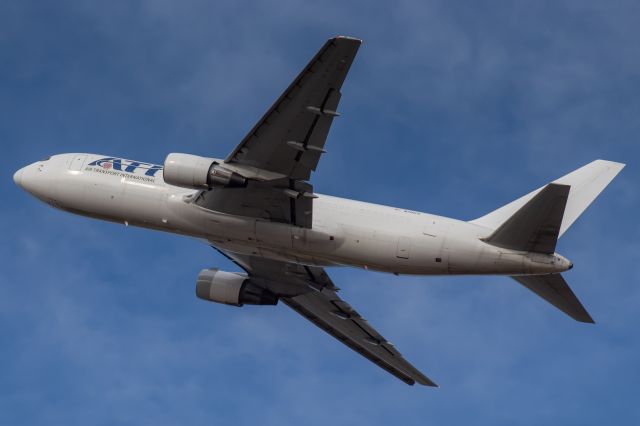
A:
483,183,569,254
512,274,594,323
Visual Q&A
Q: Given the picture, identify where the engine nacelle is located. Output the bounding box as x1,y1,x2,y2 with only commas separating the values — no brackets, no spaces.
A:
163,153,246,189
195,268,278,307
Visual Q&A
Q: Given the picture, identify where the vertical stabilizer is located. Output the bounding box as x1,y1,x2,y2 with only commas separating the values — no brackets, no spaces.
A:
483,183,569,254
472,160,625,237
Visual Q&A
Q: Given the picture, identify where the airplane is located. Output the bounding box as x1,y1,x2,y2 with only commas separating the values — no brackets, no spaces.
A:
13,36,624,387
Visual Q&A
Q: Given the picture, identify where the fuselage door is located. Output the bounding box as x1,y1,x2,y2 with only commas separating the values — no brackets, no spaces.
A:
396,236,412,259
68,154,87,172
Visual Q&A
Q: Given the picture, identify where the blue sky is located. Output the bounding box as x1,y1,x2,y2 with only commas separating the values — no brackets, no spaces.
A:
1,1,639,424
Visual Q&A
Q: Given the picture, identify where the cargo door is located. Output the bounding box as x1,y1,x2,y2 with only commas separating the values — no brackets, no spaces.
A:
396,236,412,259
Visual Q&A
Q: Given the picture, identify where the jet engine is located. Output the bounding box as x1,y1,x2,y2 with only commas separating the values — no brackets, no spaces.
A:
195,268,278,307
163,153,246,189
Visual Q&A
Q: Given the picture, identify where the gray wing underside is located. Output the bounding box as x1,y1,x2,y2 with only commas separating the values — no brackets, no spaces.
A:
194,178,314,228
195,37,361,228
282,289,437,387
225,36,361,181
217,249,436,386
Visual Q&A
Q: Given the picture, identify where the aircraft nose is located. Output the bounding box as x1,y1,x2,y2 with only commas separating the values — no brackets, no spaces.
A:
13,167,24,189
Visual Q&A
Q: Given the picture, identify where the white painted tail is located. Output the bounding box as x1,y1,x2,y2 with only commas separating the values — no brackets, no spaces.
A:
471,160,625,237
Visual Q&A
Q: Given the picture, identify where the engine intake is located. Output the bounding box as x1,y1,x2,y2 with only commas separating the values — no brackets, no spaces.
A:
195,268,278,306
163,153,246,189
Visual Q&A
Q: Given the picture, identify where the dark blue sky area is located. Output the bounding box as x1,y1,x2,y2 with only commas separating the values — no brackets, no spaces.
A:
1,2,638,425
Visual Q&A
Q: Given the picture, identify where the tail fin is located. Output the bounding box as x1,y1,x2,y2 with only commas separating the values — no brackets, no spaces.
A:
483,183,569,254
476,160,624,323
512,274,594,323
471,160,625,237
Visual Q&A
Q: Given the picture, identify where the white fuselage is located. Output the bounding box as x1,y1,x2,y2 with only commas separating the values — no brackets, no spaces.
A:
14,153,572,276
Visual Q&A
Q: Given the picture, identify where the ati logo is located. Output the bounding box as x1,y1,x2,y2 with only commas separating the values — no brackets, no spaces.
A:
87,157,163,177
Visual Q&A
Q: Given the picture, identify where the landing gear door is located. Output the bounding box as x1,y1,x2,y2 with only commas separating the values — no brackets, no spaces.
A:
69,154,87,172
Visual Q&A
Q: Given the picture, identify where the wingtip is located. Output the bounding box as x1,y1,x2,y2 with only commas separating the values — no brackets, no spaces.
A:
402,372,438,387
334,35,363,43
579,315,596,324
573,310,595,324
415,377,439,387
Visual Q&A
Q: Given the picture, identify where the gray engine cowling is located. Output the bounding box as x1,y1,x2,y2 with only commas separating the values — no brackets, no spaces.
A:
195,268,278,307
163,153,246,189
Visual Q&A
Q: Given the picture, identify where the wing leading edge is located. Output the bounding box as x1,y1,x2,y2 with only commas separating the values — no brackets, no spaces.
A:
194,37,361,229
225,36,361,181
217,249,436,386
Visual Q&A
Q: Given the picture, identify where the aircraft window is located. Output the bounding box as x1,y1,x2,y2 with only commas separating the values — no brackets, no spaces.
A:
40,156,51,161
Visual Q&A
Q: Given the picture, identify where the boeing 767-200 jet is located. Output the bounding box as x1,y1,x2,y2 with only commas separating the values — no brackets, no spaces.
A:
13,36,624,386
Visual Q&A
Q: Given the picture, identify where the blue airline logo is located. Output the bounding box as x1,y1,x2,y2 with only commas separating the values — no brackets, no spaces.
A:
87,157,163,177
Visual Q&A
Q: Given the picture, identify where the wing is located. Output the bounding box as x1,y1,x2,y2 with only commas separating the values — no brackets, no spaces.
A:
218,249,437,386
225,36,361,181
196,37,361,228
194,176,315,227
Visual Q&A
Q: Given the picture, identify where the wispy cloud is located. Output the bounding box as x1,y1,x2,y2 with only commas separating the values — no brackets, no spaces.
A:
1,1,638,425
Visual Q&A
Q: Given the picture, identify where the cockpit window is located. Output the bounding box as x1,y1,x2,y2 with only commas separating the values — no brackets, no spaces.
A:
40,156,51,161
